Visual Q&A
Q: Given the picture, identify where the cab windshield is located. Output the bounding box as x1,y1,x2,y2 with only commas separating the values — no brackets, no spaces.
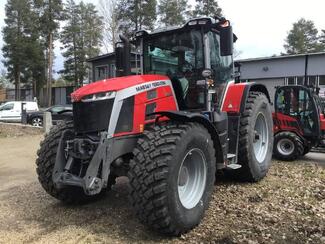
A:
142,28,233,110
143,29,205,110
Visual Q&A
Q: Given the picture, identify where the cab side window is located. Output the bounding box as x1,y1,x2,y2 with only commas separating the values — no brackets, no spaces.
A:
276,89,286,112
208,32,233,106
298,90,312,114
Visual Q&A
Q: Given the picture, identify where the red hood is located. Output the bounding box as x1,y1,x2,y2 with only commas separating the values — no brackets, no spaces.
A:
71,74,169,102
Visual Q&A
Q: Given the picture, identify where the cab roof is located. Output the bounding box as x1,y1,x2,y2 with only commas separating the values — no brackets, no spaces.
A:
133,17,237,42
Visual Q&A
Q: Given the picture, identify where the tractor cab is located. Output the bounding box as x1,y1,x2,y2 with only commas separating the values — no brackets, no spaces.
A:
273,85,325,160
274,85,321,138
116,17,235,112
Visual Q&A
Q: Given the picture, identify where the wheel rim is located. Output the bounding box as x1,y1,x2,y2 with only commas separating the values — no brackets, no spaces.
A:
177,148,207,209
277,138,295,156
253,113,269,163
32,118,42,127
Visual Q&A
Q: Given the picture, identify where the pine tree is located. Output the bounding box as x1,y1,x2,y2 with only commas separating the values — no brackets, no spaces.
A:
192,0,222,18
0,69,9,89
99,0,119,52
2,0,36,99
25,21,46,100
284,18,323,54
321,30,325,41
158,0,190,27
60,0,103,87
34,0,63,105
60,0,79,85
320,30,325,50
80,3,103,59
116,0,157,37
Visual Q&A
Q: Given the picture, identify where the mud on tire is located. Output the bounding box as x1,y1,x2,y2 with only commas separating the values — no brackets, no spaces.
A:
36,121,115,204
128,122,216,236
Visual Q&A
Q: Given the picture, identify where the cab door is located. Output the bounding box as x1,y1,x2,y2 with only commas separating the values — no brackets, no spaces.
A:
0,102,20,121
275,86,320,138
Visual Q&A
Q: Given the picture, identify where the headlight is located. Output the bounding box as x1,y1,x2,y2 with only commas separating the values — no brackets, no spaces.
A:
81,91,116,102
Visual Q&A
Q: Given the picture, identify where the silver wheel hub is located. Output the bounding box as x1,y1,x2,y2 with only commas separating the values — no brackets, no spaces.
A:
32,118,42,127
253,113,269,163
277,138,294,156
177,148,207,209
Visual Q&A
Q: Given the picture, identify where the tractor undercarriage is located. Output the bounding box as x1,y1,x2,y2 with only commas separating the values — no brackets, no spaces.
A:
53,131,137,195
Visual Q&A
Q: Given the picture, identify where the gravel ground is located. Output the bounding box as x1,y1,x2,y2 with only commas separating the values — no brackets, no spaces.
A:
0,122,42,138
0,131,324,243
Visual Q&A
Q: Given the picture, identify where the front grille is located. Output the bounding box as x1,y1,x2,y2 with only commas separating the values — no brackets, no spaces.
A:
73,98,114,133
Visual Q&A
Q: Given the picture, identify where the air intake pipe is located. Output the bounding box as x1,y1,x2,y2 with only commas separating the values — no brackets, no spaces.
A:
115,34,131,77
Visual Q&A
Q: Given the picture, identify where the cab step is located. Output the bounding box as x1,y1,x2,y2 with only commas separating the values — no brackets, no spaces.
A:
226,154,241,169
226,163,242,170
227,153,236,159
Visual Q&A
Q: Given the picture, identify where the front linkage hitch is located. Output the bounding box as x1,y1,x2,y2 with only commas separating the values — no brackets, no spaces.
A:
52,131,114,195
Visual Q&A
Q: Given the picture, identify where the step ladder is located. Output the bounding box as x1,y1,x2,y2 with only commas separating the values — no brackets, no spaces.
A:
226,153,242,170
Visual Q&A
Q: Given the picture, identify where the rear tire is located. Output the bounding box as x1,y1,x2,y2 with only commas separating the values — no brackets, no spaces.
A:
36,121,115,204
236,92,273,182
128,122,216,236
273,131,304,161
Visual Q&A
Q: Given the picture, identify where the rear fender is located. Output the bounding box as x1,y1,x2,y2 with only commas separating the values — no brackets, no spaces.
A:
320,113,325,131
222,82,271,115
221,82,271,162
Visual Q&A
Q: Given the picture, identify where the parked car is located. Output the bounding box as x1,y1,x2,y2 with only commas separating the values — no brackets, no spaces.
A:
27,105,72,127
0,101,39,122
0,101,8,106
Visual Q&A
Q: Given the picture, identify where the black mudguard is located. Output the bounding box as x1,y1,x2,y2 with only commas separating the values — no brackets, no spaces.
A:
151,110,228,165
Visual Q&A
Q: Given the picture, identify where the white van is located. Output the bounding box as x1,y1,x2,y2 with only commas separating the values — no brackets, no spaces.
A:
0,101,39,122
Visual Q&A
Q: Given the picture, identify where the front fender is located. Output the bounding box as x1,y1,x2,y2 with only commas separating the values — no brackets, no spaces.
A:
151,111,226,165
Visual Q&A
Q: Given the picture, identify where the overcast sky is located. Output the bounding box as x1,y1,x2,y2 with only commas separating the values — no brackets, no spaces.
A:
0,0,324,75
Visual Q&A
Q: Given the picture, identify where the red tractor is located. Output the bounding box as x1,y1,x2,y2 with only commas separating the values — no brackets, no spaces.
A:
36,17,273,235
273,85,325,160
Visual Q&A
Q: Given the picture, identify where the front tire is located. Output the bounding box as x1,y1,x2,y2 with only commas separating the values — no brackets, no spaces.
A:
128,122,216,236
237,92,273,182
273,131,304,161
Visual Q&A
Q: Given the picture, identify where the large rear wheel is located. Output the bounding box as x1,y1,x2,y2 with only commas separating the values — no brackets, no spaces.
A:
128,122,216,236
236,92,273,181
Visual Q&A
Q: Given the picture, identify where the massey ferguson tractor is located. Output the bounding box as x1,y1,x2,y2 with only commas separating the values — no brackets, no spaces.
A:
273,85,325,160
36,17,273,235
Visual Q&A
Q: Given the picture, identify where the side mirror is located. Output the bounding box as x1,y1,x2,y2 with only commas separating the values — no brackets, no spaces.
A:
220,25,233,56
202,69,213,78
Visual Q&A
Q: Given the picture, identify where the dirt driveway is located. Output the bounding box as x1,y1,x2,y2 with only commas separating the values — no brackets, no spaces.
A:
0,134,324,244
